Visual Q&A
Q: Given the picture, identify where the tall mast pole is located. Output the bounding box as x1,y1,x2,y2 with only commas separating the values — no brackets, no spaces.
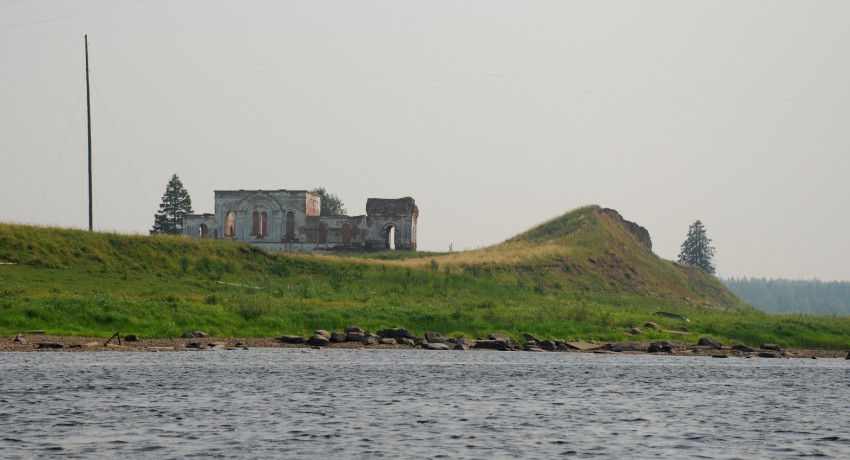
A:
85,35,93,232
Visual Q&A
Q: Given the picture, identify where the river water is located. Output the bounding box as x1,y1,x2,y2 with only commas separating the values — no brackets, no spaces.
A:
1,349,848,459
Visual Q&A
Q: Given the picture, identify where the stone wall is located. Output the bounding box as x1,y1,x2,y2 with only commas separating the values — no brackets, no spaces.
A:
365,197,419,251
184,190,418,253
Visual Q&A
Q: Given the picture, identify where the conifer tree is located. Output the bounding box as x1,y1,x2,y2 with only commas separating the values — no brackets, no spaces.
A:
678,220,716,274
150,174,193,235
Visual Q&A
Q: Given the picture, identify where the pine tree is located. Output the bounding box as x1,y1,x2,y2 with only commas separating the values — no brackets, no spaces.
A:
678,220,716,274
150,174,193,235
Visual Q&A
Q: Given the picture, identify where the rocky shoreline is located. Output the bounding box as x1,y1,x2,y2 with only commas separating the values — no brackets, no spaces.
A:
3,328,849,359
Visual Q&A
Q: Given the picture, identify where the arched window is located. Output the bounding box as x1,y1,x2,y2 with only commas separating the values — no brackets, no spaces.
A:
251,211,259,236
285,211,295,241
317,222,328,244
225,211,236,239
261,211,269,237
342,223,351,245
199,223,209,238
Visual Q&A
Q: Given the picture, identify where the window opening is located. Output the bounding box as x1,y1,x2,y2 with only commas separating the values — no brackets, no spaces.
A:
318,222,328,244
251,211,260,236
342,223,352,245
285,211,295,241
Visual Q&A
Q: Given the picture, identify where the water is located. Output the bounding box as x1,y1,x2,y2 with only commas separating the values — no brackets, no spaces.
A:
1,349,848,459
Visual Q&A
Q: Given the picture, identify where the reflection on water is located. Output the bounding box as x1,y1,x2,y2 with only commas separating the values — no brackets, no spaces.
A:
1,350,848,458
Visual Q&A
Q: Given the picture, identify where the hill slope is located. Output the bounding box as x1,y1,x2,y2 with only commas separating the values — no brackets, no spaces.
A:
1,207,847,348
414,205,747,310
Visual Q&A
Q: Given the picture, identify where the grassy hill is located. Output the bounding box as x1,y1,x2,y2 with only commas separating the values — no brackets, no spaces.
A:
1,205,848,348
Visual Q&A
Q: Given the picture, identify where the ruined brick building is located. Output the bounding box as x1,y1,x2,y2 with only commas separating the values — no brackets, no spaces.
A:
183,189,418,252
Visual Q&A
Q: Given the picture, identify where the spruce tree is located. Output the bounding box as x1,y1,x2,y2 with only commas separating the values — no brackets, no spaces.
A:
678,220,716,274
150,174,193,235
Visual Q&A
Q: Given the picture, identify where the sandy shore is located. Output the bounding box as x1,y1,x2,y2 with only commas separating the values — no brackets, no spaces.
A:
2,334,848,359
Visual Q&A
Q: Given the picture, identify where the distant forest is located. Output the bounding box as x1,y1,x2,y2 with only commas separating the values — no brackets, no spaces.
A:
721,277,850,315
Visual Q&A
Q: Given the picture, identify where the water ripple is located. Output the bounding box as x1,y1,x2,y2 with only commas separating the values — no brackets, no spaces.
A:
1,351,849,458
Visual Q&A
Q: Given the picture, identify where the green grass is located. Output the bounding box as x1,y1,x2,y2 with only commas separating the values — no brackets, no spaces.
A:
1,207,849,349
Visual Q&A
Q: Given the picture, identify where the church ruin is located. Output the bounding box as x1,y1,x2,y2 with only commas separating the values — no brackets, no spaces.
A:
183,189,418,253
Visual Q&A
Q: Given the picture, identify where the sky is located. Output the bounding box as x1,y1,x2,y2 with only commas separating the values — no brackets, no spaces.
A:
1,1,849,281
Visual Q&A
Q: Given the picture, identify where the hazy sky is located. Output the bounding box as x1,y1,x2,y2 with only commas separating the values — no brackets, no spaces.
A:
2,1,848,280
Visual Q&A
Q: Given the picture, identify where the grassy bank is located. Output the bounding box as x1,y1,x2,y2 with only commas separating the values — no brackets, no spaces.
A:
1,206,848,348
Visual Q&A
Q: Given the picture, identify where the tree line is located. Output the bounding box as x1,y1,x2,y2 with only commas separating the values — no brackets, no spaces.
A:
722,277,850,315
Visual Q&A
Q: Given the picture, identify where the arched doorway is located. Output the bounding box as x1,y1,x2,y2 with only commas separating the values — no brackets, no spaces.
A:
225,211,236,239
199,223,209,238
385,224,396,250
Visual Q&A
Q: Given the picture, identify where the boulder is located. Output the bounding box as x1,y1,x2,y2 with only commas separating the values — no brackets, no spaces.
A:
760,343,783,352
425,331,449,343
278,335,306,344
846,352,850,360
456,337,475,349
522,332,542,343
712,354,728,358
345,326,364,334
563,341,602,351
330,331,348,343
654,312,689,322
425,343,450,351
399,338,416,347
648,341,676,353
489,332,510,341
12,334,26,344
697,337,723,349
193,331,208,338
539,340,557,351
185,342,202,349
181,332,196,338
732,344,755,352
629,327,643,335
36,342,63,349
758,352,778,358
307,335,330,347
473,340,510,351
377,328,413,340
124,334,139,342
507,340,525,351
380,338,398,345
603,342,648,352
644,322,661,331
314,330,331,340
347,332,365,342
361,336,379,346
